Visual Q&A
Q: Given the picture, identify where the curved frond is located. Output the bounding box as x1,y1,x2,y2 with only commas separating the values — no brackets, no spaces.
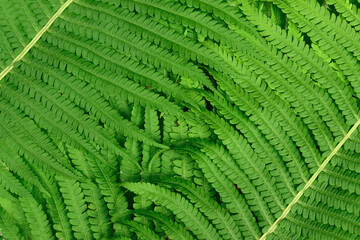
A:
0,0,359,239
122,182,222,240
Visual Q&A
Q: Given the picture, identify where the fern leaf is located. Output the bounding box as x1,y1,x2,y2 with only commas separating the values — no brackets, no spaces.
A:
193,108,286,213
57,176,93,240
133,210,195,240
327,0,360,31
119,220,164,240
177,144,262,238
240,1,360,125
20,54,166,149
82,182,112,239
271,0,360,100
122,182,222,240
37,171,74,240
203,91,297,197
0,82,122,170
0,206,24,240
158,177,242,240
0,0,62,68
0,1,359,239
20,196,55,240
121,104,143,182
0,99,78,178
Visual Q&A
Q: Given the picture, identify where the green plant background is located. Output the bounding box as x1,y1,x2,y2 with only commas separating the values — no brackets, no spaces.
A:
0,0,359,239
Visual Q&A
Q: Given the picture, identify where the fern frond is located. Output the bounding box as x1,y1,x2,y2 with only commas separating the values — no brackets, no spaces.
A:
38,28,185,116
116,0,245,50
307,181,360,216
0,1,359,239
295,196,360,235
202,91,296,197
211,72,318,177
37,171,74,240
70,0,222,72
0,82,121,170
185,145,264,238
0,99,78,178
284,0,360,62
122,182,222,240
20,196,55,240
208,43,327,165
84,150,128,230
57,5,203,85
327,0,360,31
236,42,347,141
133,209,195,240
142,107,162,178
133,195,154,228
82,181,112,239
119,220,164,240
121,105,143,182
270,0,360,100
193,108,286,211
240,2,360,124
57,176,93,240
158,177,242,240
0,0,62,68
195,139,288,224
6,68,131,158
0,206,24,240
0,140,45,192
20,54,166,149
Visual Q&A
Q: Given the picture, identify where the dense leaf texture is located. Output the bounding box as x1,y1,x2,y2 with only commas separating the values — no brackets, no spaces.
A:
0,0,359,239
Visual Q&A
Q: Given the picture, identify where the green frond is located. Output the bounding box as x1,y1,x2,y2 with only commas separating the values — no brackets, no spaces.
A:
83,151,127,227
133,210,195,240
0,0,360,239
306,181,360,216
133,195,153,228
333,148,360,173
0,206,24,240
213,71,319,174
0,140,45,192
122,182,222,240
142,107,162,178
327,0,360,31
57,176,93,240
176,144,262,238
0,98,78,178
158,177,242,240
0,80,120,171
207,44,326,168
37,171,74,240
116,0,244,50
82,182,112,239
284,0,360,63
240,1,360,124
70,0,223,74
0,0,61,68
20,196,55,240
6,68,131,158
20,54,166,149
173,156,195,180
37,29,184,116
0,163,32,197
202,91,296,197
119,220,164,240
271,0,360,100
193,108,286,211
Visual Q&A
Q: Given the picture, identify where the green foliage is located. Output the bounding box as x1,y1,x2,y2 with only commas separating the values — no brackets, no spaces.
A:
0,0,359,239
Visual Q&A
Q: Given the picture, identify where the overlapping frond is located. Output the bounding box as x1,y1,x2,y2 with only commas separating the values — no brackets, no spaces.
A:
0,0,359,239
